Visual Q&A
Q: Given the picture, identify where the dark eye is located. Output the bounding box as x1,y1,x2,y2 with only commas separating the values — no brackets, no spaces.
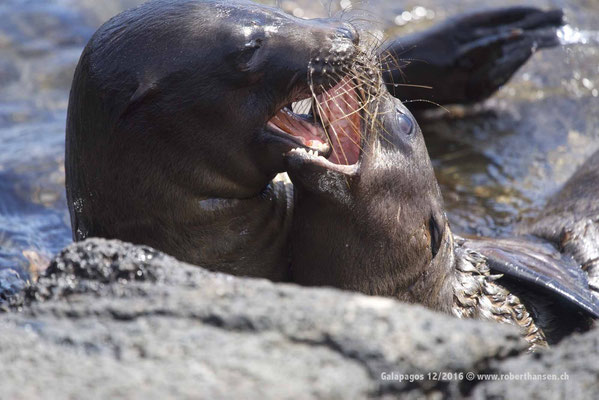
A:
395,109,414,135
236,38,262,69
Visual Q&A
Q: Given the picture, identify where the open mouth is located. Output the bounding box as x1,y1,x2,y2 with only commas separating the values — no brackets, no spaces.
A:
267,76,363,167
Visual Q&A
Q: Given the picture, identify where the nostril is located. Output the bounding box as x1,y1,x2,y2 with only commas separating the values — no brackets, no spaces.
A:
336,23,359,45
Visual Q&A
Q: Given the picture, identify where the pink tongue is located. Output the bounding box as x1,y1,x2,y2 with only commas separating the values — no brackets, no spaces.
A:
269,108,326,147
317,77,361,165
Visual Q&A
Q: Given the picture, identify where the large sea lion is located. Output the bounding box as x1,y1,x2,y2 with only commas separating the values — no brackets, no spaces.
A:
66,0,362,280
285,79,598,348
65,0,563,282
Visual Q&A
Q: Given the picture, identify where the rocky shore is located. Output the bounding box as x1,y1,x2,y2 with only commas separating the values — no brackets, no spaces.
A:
1,239,596,399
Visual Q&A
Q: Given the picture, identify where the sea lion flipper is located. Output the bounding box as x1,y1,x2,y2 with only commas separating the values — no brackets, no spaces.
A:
380,7,565,110
458,235,599,318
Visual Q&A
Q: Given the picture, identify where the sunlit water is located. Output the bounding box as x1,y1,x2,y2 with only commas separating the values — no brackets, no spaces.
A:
558,25,599,46
1,0,598,283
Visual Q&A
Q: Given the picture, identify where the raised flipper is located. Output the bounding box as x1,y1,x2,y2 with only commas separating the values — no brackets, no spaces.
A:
458,235,599,319
379,7,564,111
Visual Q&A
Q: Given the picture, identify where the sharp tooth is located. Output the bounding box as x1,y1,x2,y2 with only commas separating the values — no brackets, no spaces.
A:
292,98,312,115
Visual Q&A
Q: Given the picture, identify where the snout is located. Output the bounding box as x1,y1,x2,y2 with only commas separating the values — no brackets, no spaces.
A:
305,21,360,87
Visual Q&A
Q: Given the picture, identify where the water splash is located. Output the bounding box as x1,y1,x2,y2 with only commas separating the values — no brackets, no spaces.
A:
558,25,599,46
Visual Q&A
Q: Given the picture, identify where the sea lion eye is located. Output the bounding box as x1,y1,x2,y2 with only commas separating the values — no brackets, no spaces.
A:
234,38,264,71
237,39,261,63
395,109,414,136
246,38,263,49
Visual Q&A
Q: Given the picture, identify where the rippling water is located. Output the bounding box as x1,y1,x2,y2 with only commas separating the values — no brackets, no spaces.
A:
1,0,598,280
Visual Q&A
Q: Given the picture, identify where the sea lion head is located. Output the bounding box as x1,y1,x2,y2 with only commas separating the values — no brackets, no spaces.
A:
66,0,361,242
285,82,454,310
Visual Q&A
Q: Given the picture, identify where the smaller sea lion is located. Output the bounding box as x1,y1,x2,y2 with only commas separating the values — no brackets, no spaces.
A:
285,80,598,348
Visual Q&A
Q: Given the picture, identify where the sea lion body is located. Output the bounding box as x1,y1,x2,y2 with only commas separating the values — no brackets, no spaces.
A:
285,84,598,347
66,0,358,279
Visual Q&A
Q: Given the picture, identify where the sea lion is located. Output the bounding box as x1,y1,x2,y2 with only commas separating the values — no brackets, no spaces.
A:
66,0,361,280
285,80,598,348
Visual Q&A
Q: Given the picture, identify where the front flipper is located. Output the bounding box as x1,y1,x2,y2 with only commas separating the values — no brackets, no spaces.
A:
458,235,599,319
380,7,564,111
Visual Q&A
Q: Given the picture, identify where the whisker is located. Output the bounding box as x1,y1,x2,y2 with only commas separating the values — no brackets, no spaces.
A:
390,83,433,90
402,99,449,113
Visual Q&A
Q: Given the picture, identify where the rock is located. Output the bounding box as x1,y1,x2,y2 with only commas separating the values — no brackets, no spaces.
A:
471,326,599,399
0,268,27,306
0,238,530,399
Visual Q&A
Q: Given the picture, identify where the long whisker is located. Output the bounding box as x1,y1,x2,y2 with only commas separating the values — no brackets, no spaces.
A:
402,99,449,113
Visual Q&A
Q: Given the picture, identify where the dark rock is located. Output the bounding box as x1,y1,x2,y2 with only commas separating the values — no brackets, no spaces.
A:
0,238,532,399
2,239,598,398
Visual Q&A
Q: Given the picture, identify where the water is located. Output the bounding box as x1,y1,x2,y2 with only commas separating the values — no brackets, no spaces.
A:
558,25,599,46
1,0,598,281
